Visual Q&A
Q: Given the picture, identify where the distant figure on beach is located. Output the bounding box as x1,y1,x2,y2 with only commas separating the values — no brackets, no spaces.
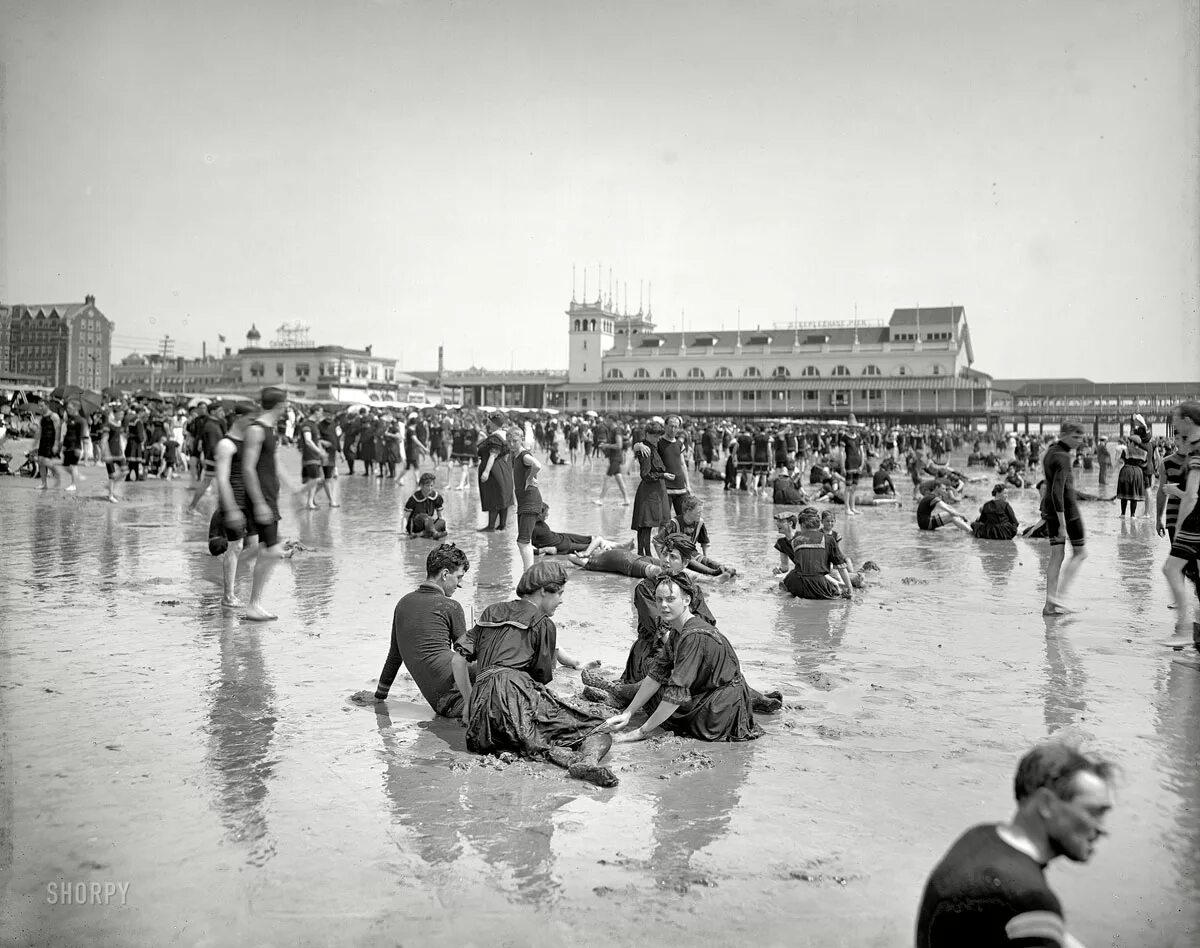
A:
1041,422,1088,615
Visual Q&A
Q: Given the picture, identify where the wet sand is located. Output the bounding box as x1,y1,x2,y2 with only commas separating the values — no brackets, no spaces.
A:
0,448,1197,947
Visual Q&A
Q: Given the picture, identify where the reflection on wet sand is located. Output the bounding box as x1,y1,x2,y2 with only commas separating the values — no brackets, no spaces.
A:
203,618,279,867
646,742,753,890
1116,520,1158,631
1154,660,1200,920
1041,619,1087,735
370,703,570,903
974,541,1019,591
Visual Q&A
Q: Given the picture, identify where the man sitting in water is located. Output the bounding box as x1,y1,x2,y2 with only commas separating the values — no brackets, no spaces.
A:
352,544,475,717
917,485,973,533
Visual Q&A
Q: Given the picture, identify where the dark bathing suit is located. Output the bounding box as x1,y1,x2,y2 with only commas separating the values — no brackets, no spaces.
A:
1041,440,1084,547
374,582,468,717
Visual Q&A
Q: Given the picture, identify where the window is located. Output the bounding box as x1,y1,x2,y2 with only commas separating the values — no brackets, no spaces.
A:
930,364,942,375
250,361,265,378
895,365,910,376
633,367,650,379
892,332,918,342
801,365,820,377
687,367,704,379
743,390,758,401
862,389,881,400
714,366,733,378
295,363,310,377
583,340,587,350
661,367,677,378
370,365,379,380
771,366,790,378
862,364,881,376
664,391,675,401
606,368,624,379
744,366,761,377
832,365,850,377
636,390,648,401
276,362,285,377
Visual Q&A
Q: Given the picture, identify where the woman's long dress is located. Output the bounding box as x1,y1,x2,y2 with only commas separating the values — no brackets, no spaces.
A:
647,615,762,742
460,600,605,757
623,573,715,683
971,498,1018,539
777,527,845,600
1117,436,1150,501
477,432,514,513
630,441,670,529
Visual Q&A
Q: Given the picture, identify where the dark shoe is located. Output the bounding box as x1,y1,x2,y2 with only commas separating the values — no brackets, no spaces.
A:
568,761,619,787
581,667,618,692
581,686,622,708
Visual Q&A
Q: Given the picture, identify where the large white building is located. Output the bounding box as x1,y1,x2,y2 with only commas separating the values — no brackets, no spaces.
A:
553,298,996,421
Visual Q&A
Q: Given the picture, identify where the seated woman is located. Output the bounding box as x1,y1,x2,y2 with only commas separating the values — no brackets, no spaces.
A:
450,562,617,787
583,535,780,713
772,466,811,505
775,507,854,599
654,495,736,577
916,485,973,532
1003,463,1028,490
815,474,848,504
531,502,631,556
971,484,1019,540
600,572,764,743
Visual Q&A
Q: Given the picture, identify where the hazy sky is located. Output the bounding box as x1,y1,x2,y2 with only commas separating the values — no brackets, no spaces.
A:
2,0,1197,381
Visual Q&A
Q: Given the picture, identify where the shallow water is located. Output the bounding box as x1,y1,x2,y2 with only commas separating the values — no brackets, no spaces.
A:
0,446,1197,947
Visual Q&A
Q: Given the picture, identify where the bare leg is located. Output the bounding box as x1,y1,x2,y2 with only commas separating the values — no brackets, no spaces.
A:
221,540,244,606
518,540,534,571
1163,556,1193,639
1044,543,1066,613
245,541,282,621
545,733,617,787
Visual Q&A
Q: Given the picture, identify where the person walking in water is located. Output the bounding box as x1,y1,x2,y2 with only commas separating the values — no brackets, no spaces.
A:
239,388,291,622
1159,401,1200,649
1042,421,1088,616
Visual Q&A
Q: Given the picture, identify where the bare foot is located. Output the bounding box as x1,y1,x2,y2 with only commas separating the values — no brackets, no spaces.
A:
221,596,245,608
244,605,278,622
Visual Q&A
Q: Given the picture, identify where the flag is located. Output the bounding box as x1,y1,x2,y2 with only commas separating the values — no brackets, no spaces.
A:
218,334,226,343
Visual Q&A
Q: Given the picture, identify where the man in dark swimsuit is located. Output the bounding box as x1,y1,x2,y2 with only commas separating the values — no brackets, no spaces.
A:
352,544,474,717
596,414,630,505
35,402,63,490
188,402,227,512
1041,421,1088,615
240,388,290,622
916,742,1114,948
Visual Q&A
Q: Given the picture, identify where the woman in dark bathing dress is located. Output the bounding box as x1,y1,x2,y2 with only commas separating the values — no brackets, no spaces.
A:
477,412,514,531
775,507,853,600
451,562,617,787
601,571,763,743
971,483,1019,540
630,419,672,555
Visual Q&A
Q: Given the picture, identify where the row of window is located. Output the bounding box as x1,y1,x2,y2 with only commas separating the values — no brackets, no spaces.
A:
605,364,942,379
588,389,890,402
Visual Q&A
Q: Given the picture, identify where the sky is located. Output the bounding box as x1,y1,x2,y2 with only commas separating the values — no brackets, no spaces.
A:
1,0,1197,381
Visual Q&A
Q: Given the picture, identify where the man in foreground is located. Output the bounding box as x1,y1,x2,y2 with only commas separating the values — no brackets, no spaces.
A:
916,742,1114,948
353,543,473,717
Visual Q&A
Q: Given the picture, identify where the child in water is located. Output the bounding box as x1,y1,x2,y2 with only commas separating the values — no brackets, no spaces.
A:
404,472,447,539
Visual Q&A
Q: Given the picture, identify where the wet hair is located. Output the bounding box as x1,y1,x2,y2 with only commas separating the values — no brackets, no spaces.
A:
680,494,703,515
261,387,287,410
1013,743,1115,804
819,510,835,525
799,508,822,530
665,414,682,427
653,571,700,610
644,420,666,436
1175,401,1200,426
538,502,550,522
1060,421,1085,437
516,561,568,597
418,472,436,485
659,533,698,560
992,483,1007,496
425,543,469,579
